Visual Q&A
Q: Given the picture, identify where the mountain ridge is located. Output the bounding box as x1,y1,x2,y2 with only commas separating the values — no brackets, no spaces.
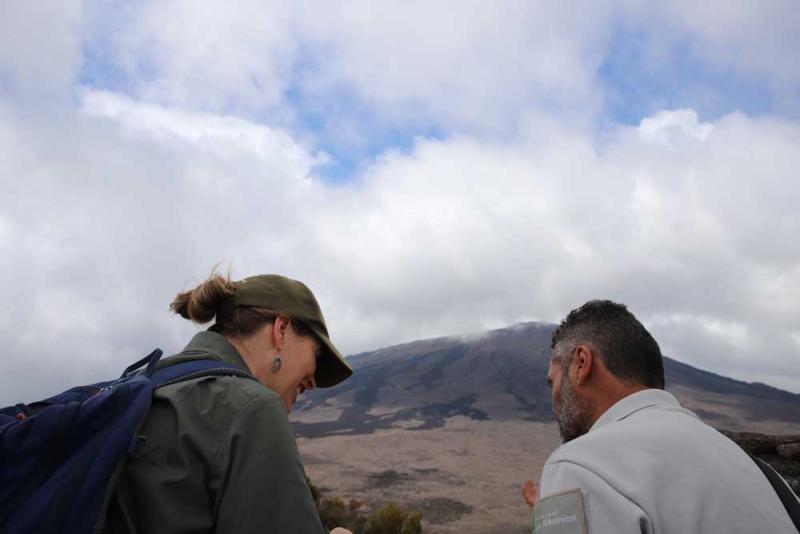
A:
294,321,800,437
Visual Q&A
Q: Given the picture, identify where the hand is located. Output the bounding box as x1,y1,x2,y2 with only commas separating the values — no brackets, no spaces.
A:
330,528,353,534
520,479,539,508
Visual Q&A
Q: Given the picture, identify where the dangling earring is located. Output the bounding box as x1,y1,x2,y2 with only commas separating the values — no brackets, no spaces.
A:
270,352,282,374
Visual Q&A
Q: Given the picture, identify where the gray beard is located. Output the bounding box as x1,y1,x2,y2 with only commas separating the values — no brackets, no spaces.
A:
556,375,594,443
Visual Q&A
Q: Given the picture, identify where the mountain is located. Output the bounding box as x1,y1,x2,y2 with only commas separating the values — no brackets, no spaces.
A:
294,321,800,437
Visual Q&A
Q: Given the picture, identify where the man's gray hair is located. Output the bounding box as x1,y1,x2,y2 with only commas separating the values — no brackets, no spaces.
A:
551,300,665,389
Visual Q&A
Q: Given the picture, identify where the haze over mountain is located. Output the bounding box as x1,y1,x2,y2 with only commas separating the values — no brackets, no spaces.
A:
295,322,800,437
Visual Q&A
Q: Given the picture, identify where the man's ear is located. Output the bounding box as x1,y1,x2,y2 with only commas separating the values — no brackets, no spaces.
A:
573,345,594,386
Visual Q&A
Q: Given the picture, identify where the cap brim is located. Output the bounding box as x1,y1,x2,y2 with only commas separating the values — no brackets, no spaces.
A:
309,324,353,388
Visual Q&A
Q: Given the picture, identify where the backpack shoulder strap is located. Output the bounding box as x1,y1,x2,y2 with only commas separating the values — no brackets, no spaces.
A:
748,451,800,532
148,358,258,389
122,348,258,388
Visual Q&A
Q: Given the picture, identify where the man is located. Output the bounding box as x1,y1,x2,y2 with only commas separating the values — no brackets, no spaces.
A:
521,300,797,533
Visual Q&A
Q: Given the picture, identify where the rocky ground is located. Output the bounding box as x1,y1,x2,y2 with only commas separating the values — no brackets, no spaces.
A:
722,430,800,496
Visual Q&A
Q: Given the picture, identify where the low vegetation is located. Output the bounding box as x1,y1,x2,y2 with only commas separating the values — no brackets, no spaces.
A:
308,478,423,533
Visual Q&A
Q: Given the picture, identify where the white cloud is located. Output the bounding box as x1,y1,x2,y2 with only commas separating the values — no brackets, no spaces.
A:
297,0,612,131
79,1,800,137
647,311,799,392
792,332,800,348
85,0,297,113
0,0,82,98
81,90,319,169
638,109,713,147
0,92,330,401
82,0,614,134
5,94,800,402
649,313,754,353
0,1,799,405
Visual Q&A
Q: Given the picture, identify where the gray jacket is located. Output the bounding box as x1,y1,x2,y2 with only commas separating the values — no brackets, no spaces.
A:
537,389,796,533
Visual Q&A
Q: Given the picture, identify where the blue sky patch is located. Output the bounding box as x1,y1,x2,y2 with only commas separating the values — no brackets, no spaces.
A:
599,26,777,125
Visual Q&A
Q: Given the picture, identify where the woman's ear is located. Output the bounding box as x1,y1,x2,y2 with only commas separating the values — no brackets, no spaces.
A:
272,315,290,350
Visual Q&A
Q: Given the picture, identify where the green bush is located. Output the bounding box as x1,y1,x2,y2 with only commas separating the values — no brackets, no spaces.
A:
319,497,367,532
401,512,422,534
363,502,422,534
307,478,423,533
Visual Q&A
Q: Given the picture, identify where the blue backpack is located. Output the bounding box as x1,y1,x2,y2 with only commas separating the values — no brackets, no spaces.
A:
0,349,256,534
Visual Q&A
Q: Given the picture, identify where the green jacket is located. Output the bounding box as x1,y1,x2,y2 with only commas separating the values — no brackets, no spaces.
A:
103,331,325,534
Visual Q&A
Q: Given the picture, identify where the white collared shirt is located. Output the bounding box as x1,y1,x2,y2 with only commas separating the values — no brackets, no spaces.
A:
538,389,796,533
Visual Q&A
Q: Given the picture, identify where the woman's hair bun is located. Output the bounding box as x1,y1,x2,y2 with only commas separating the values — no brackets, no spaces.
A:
170,272,236,324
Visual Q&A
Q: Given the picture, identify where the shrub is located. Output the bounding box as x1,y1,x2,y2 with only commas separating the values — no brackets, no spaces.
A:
363,502,422,534
307,478,423,533
319,497,367,532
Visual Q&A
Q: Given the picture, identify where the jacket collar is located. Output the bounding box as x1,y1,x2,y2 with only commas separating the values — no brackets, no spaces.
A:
175,330,252,373
589,388,685,433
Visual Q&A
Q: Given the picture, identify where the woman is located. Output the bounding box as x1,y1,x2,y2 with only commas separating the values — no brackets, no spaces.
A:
104,273,354,534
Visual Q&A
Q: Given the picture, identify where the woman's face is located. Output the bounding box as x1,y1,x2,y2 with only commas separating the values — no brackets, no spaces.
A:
273,326,319,413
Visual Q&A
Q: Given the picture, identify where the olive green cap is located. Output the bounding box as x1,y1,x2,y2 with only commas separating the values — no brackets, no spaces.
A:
230,274,353,388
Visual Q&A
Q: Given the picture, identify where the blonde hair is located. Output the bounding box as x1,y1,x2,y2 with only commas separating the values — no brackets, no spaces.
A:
170,272,235,324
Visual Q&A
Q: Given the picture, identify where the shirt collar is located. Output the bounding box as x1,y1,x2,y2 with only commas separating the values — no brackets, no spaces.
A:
589,388,682,433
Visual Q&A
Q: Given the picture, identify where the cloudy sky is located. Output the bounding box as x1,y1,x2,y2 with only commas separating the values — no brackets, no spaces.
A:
1,1,799,403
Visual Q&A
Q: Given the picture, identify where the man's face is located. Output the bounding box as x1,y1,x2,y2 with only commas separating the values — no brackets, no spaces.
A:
547,350,593,443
